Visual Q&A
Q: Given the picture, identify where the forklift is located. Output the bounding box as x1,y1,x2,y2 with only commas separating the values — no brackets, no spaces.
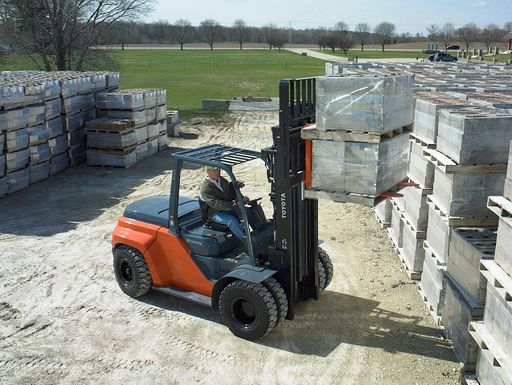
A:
111,78,334,340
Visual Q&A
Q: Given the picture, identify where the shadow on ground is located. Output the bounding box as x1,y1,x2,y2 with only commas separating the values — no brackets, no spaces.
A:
138,287,456,362
0,146,188,237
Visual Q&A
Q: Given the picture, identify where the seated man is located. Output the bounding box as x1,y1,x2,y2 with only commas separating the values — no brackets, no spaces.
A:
200,166,255,241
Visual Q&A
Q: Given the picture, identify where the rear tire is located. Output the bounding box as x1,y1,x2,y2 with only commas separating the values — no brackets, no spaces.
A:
113,245,152,298
263,277,288,325
219,280,278,340
319,248,334,290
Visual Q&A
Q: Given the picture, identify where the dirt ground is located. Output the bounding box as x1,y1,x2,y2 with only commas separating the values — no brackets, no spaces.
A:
0,112,461,385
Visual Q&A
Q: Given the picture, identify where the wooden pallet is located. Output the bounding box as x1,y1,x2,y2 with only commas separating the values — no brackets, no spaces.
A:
469,321,512,385
487,196,512,224
427,195,498,227
301,124,412,144
461,373,480,385
480,260,512,305
397,247,422,280
423,148,507,174
417,283,443,327
85,117,136,132
409,132,437,149
373,211,390,229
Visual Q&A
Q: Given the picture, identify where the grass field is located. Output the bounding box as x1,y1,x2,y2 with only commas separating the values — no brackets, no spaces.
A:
319,49,428,60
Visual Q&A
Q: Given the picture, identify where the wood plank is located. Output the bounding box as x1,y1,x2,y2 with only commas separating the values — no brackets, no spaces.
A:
304,188,379,206
301,124,412,144
397,247,422,280
487,196,512,225
409,132,437,149
480,260,512,305
427,195,498,226
424,148,507,174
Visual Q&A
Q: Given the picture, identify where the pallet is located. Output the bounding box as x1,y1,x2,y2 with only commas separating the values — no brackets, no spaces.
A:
301,124,412,144
427,195,498,226
461,373,480,385
373,211,390,229
387,228,400,250
487,196,512,223
423,148,507,174
409,132,437,149
85,118,136,132
397,247,422,280
469,321,512,385
417,283,443,326
86,144,136,154
480,260,512,305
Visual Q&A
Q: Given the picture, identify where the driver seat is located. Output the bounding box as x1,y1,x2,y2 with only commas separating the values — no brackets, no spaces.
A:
197,196,229,232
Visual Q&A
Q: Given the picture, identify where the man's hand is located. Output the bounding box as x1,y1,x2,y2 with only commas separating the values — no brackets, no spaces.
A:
243,196,250,203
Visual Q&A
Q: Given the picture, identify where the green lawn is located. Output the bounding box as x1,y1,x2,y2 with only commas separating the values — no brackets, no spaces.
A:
319,49,428,59
0,50,325,118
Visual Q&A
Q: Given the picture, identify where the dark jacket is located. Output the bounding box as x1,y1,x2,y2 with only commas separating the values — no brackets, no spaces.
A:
200,177,235,221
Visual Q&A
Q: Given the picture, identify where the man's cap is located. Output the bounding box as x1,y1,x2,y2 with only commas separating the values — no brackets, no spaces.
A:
205,165,220,171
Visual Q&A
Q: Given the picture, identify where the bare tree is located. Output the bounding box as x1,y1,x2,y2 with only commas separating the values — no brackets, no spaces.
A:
0,0,153,71
200,19,221,50
233,19,248,50
174,19,192,51
338,33,353,55
457,23,480,52
354,22,371,51
374,22,395,51
263,23,277,49
481,24,505,52
316,27,329,50
426,24,440,40
440,23,455,50
504,21,512,32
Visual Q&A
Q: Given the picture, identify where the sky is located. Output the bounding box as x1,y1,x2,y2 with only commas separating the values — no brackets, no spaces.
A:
146,0,512,34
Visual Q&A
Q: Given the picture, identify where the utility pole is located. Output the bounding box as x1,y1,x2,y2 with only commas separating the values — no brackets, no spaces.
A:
289,21,292,44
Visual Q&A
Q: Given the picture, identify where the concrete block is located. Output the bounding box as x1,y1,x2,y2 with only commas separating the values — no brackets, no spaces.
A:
6,127,28,152
6,148,29,172
29,161,49,184
87,149,136,168
403,186,429,231
142,90,157,108
0,133,4,155
44,98,62,120
29,143,50,164
0,154,5,177
158,133,168,150
432,167,505,218
68,144,86,166
426,204,451,263
0,107,28,131
374,198,392,226
135,126,148,144
147,123,159,139
401,218,426,273
156,105,167,121
6,167,29,193
448,227,497,306
413,97,469,144
316,74,414,133
48,135,68,156
0,176,7,198
98,109,147,127
147,138,158,156
46,116,65,138
407,141,435,189
62,113,83,133
505,142,512,201
420,245,447,317
96,90,145,110
27,125,49,145
49,153,69,175
86,130,138,150
442,273,482,370
495,217,512,277
135,142,149,161
475,348,507,385
390,203,404,248
311,132,408,196
27,104,45,127
145,107,156,124
82,108,97,123
437,108,512,165
66,129,85,148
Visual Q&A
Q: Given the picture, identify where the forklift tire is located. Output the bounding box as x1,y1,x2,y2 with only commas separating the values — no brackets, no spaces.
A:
318,260,327,291
113,245,152,298
262,277,288,325
218,280,278,340
319,248,334,289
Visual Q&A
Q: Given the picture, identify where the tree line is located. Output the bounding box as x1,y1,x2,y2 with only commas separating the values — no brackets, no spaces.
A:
0,0,511,71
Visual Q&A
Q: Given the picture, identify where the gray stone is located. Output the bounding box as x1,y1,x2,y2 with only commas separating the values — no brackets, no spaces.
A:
87,149,136,168
6,148,29,172
49,153,69,175
483,278,512,359
403,186,429,231
6,127,28,152
29,143,50,164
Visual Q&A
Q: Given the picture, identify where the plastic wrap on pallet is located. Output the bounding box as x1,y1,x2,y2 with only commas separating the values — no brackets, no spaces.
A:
437,108,512,165
86,131,138,150
50,153,69,175
48,135,68,156
7,167,29,193
505,142,512,202
6,148,29,172
87,149,136,168
316,74,414,133
448,227,496,306
6,128,29,152
98,109,147,127
432,168,505,218
44,98,62,120
29,161,50,184
27,105,45,126
407,141,434,189
425,205,451,264
420,245,447,317
442,273,481,369
0,107,28,132
311,133,409,196
483,276,512,359
63,113,83,133
413,97,470,144
0,176,7,197
29,143,51,164
45,117,64,139
96,90,145,110
402,219,426,273
495,217,512,277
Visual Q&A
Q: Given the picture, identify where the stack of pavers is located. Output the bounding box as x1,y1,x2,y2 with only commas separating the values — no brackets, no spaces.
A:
0,71,119,198
87,88,167,167
467,142,512,385
301,73,414,207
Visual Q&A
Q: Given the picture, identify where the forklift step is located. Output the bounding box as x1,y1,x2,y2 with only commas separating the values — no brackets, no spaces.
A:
153,286,212,307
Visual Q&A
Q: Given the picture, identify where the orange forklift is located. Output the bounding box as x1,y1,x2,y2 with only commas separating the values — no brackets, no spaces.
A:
111,78,333,340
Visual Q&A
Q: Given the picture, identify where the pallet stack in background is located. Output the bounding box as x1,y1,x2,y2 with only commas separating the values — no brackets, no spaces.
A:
467,142,512,385
87,89,168,167
0,71,173,198
302,74,413,206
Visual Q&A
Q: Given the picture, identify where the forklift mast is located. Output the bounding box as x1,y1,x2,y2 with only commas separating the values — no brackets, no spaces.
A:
262,78,318,319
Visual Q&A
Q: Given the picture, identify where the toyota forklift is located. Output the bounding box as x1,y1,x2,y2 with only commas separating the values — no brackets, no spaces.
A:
112,78,334,340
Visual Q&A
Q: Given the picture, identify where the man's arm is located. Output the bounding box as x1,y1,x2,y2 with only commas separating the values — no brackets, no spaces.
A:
200,182,235,211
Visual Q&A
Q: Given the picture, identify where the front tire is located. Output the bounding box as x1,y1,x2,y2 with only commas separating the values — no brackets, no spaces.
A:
219,280,278,340
113,245,152,298
319,248,334,290
263,277,288,326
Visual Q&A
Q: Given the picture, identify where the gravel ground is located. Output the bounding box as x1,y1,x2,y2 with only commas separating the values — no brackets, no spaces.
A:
0,112,461,384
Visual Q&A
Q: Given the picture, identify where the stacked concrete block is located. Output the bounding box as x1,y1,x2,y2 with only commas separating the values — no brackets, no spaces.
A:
505,142,512,202
167,110,180,137
388,197,405,249
374,198,392,228
419,245,446,323
0,133,6,197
